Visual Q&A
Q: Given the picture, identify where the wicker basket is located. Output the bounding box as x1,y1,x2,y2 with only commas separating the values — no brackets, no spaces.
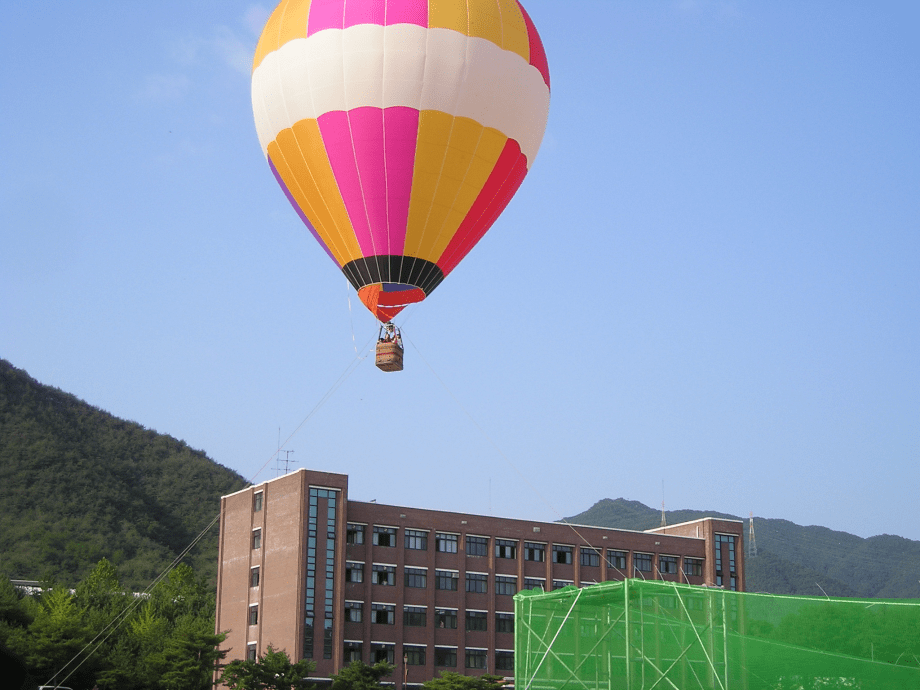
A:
375,341,404,372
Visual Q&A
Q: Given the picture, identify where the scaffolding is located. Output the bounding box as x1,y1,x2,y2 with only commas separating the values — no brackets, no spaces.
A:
514,579,920,690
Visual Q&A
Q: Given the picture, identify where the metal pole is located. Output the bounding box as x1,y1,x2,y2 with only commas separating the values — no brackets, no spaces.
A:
722,591,729,690
624,578,631,690
639,582,646,688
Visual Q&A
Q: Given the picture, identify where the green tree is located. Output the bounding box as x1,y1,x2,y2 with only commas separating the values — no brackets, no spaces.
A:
94,598,171,690
75,558,123,607
0,577,33,690
0,576,34,634
219,644,316,690
93,563,226,690
423,672,507,690
158,618,227,690
0,557,225,690
330,660,394,690
6,586,99,688
149,563,215,621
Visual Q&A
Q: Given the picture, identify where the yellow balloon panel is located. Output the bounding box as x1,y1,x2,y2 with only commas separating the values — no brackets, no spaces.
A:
253,0,295,72
276,0,312,50
495,0,531,59
405,111,507,263
428,0,529,62
268,120,362,266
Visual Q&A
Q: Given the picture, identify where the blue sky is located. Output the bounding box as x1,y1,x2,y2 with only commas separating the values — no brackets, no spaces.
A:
2,1,918,541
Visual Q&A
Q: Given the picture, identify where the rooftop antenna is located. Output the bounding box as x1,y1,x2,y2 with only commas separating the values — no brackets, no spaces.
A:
275,449,297,476
748,511,758,558
660,480,666,528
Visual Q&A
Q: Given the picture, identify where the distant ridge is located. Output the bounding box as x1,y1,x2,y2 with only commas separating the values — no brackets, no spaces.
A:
565,498,920,598
4,357,917,599
0,359,248,589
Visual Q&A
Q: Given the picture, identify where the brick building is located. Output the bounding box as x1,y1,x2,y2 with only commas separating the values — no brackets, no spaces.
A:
215,468,744,685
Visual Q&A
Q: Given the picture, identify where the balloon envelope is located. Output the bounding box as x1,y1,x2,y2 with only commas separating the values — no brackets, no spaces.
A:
252,0,550,322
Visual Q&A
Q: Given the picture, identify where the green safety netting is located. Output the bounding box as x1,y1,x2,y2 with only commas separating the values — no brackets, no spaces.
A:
514,579,920,690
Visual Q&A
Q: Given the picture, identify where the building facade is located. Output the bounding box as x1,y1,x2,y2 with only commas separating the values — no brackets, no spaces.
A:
215,468,744,685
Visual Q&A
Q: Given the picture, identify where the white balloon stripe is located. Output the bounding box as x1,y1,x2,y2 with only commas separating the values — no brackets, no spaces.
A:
252,23,550,166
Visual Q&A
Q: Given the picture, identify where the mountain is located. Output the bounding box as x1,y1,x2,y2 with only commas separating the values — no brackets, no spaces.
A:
566,498,920,599
4,358,917,599
0,360,248,589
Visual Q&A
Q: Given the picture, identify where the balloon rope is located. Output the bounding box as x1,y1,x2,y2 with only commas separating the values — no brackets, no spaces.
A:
346,278,363,357
250,335,374,483
46,511,224,688
44,339,376,688
403,334,628,578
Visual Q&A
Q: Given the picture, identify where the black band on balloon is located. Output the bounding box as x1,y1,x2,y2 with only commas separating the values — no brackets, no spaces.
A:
342,256,445,295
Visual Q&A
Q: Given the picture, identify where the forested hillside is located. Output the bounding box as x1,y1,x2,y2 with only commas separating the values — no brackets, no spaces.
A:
4,356,917,601
0,360,248,589
566,498,920,598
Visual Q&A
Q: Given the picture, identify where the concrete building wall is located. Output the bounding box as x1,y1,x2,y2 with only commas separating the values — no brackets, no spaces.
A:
259,471,306,658
216,484,262,662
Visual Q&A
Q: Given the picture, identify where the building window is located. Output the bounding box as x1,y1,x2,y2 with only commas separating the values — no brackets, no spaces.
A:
524,542,545,562
553,545,573,564
495,539,517,559
466,610,487,632
684,558,703,577
372,564,395,586
466,649,487,669
405,529,428,550
253,491,263,512
405,646,426,666
466,536,488,557
346,523,365,545
344,641,362,663
659,555,679,575
371,603,395,625
372,643,395,664
405,567,427,588
634,553,653,574
552,580,573,590
252,529,262,550
373,526,396,547
435,647,457,667
495,575,516,596
345,562,364,583
250,566,260,588
523,577,545,591
436,533,458,553
495,650,514,671
715,534,738,590
301,488,337,661
495,612,514,634
435,609,458,629
436,570,459,591
248,605,258,626
607,550,627,571
247,643,257,661
466,572,487,594
404,606,427,627
580,548,600,568
304,618,313,661
345,601,363,623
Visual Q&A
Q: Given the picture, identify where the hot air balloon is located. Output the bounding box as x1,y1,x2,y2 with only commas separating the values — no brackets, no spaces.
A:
252,0,550,368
